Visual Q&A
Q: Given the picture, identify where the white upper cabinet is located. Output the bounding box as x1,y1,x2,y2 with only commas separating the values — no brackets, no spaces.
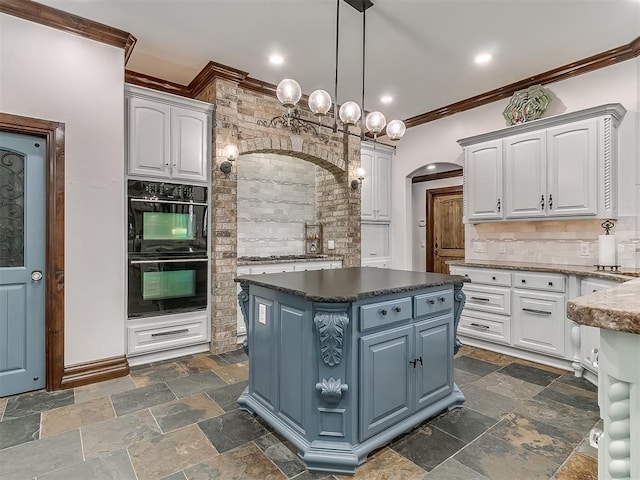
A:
460,104,625,223
464,140,503,222
361,143,392,222
126,84,213,183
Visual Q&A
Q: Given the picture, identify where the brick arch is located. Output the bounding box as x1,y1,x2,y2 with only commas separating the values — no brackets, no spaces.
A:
238,136,346,173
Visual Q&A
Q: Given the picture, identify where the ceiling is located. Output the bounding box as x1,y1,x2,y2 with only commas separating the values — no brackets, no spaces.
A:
38,0,640,122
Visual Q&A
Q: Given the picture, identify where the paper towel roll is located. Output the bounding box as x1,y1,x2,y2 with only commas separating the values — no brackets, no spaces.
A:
598,234,617,266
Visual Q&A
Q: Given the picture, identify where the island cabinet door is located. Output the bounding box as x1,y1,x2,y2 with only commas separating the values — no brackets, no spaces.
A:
413,316,454,411
359,325,413,441
249,295,277,410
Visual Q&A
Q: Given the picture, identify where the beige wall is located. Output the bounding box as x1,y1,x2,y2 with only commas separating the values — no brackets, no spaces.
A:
0,14,126,365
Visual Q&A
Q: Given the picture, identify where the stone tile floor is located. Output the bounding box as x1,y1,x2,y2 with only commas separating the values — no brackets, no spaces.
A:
0,345,600,479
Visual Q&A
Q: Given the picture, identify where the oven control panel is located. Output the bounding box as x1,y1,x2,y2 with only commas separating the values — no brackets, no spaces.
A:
127,180,206,202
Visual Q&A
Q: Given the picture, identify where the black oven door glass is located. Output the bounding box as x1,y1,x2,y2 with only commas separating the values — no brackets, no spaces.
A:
143,211,194,240
128,257,208,318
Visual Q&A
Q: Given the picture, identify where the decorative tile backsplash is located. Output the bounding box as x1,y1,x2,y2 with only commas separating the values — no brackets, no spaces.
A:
237,153,316,257
466,216,640,268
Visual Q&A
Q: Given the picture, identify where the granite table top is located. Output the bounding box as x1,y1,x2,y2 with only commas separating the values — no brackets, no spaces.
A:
236,266,467,302
567,277,640,335
448,260,638,282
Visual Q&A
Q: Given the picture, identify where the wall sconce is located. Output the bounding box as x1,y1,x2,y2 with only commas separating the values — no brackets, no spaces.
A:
220,144,239,174
351,167,366,190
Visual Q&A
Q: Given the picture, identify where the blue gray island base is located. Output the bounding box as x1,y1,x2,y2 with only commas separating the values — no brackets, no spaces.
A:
236,267,467,475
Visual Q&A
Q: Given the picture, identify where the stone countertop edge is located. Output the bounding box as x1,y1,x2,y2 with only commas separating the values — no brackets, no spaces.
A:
237,255,344,266
448,260,637,282
567,277,640,335
235,268,468,303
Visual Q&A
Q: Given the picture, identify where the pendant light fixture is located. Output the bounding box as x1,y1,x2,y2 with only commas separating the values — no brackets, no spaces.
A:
273,0,405,142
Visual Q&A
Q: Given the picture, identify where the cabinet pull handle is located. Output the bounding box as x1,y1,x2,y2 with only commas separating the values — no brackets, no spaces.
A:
548,194,553,209
497,198,501,212
540,194,545,210
429,299,435,305
380,309,388,316
151,328,189,337
522,308,552,316
393,306,402,313
521,279,526,283
417,356,423,366
439,297,446,302
548,281,553,286
470,323,490,329
410,359,417,368
470,297,491,302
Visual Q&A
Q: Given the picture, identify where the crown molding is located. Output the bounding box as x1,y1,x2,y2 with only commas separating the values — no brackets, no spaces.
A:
125,70,191,97
188,61,249,98
404,36,640,130
0,0,137,64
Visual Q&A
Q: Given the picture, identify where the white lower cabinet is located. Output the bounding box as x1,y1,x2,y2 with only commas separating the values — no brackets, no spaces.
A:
512,288,566,357
127,311,209,357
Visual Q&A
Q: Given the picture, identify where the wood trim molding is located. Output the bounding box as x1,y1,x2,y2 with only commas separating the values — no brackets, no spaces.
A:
404,35,640,130
61,355,129,390
426,185,463,272
0,0,137,64
412,169,462,184
125,70,192,97
0,112,66,391
188,61,249,98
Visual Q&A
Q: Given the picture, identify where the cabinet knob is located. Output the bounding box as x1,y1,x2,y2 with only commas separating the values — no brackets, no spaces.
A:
394,306,402,313
464,274,469,277
521,279,526,283
429,299,435,305
439,297,445,302
380,309,388,316
548,281,553,286
492,276,496,280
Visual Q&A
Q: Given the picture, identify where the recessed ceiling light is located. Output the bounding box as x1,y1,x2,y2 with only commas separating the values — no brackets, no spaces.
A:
427,165,436,170
380,95,393,104
474,52,492,65
269,54,284,65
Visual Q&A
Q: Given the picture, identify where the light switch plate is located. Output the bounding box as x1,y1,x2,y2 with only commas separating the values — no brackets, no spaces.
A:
499,243,506,254
580,242,590,256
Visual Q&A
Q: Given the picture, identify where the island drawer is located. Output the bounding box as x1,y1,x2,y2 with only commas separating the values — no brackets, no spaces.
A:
414,290,453,318
458,310,510,345
452,267,511,287
464,284,511,315
514,272,565,292
360,297,412,331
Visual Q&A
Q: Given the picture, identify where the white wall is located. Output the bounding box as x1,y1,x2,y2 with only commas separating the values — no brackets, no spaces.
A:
0,15,126,365
392,59,640,270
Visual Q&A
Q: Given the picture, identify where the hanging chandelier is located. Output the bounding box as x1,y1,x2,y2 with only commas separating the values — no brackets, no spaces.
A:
270,0,406,142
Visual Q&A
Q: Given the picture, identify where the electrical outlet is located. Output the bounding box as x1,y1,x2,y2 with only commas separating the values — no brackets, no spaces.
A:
473,241,486,253
580,242,590,256
327,240,335,250
499,243,506,254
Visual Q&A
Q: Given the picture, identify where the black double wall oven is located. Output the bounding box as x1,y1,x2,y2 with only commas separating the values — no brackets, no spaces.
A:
127,180,208,318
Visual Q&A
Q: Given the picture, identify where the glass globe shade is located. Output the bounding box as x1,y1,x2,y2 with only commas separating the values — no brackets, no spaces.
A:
276,79,302,108
365,111,387,135
339,101,362,125
386,119,406,141
356,167,366,178
224,144,239,161
308,90,332,116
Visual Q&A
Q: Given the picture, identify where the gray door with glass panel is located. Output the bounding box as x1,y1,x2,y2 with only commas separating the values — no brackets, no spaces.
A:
0,131,46,397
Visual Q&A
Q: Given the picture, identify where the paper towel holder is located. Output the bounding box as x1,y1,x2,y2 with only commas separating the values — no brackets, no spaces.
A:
595,219,620,271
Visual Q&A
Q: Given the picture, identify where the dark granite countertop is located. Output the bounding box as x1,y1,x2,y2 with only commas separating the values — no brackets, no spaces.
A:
448,260,637,282
236,267,467,302
237,255,343,266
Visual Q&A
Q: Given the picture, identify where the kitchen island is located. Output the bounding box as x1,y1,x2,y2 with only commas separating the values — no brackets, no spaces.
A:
567,277,640,480
236,267,467,474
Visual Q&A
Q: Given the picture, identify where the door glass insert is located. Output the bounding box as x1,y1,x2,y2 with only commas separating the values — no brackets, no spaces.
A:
0,149,25,267
142,269,196,300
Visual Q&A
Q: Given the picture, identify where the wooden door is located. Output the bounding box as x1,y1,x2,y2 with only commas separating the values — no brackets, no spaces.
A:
427,186,464,274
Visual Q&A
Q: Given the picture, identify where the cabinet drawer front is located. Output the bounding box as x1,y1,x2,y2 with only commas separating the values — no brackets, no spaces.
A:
360,298,412,331
514,272,565,292
463,285,511,315
128,315,208,356
512,290,565,357
414,290,453,319
458,311,510,345
453,267,511,287
580,278,618,295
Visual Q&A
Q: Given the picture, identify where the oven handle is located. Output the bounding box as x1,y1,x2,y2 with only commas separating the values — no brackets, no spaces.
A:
130,198,208,207
130,258,209,265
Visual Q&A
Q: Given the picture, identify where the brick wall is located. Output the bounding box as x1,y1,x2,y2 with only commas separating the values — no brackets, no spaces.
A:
196,77,361,352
